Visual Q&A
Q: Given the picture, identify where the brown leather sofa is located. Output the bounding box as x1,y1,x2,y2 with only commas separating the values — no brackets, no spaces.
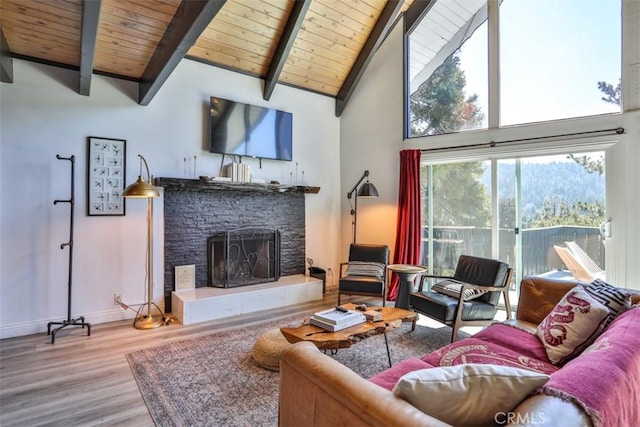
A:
279,277,640,426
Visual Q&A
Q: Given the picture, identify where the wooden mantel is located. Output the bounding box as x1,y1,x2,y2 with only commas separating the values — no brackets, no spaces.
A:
155,177,320,194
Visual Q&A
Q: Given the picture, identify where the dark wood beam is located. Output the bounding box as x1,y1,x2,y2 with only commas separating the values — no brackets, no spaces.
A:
0,28,13,83
404,0,436,35
263,0,311,101
139,0,226,106
79,0,102,96
335,0,404,117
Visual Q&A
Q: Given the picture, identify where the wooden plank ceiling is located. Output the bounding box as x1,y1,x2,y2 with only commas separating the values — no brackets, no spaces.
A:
0,0,422,115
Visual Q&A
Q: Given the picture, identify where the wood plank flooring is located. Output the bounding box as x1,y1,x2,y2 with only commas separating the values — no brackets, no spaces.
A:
0,295,342,427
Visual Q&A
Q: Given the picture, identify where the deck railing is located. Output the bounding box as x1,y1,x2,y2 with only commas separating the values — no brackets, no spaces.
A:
421,225,603,280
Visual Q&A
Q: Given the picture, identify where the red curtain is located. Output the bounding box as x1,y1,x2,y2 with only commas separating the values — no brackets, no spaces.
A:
388,149,422,301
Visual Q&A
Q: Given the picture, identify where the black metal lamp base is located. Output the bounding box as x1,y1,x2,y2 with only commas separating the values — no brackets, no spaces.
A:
47,317,91,344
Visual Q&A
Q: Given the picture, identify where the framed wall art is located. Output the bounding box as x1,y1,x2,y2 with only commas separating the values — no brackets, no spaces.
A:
87,136,126,216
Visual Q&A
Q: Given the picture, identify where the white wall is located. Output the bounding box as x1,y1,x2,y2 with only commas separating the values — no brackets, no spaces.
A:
340,21,406,261
341,14,640,288
0,59,341,338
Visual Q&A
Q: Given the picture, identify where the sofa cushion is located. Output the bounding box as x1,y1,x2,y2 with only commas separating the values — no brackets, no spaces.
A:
392,364,550,427
338,275,384,294
517,277,578,325
409,291,496,323
583,279,632,327
536,287,609,364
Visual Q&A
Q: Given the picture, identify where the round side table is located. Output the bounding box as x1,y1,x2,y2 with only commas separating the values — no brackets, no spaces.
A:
387,264,427,309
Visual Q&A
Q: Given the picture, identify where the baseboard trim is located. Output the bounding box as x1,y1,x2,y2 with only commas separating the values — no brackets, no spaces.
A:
0,303,166,339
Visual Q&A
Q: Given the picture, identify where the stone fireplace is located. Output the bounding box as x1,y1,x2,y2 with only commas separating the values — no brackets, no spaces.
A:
158,178,310,312
208,227,280,288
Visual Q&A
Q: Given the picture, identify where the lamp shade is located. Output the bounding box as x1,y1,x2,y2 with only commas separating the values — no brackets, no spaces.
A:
357,182,379,197
123,177,159,198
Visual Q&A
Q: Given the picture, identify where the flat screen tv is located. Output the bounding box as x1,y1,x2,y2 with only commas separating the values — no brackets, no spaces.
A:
208,96,292,161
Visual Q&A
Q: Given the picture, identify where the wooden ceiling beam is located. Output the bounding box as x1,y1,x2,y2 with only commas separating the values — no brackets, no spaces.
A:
79,0,102,96
404,0,436,35
335,0,404,117
0,28,13,84
263,0,311,101
139,0,226,106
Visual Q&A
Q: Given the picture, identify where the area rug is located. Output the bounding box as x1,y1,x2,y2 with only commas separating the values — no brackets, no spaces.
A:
126,313,461,427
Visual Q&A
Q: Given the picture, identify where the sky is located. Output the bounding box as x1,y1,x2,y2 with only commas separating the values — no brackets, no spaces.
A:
456,0,621,127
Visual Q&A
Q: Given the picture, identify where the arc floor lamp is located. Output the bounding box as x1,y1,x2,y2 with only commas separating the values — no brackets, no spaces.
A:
347,170,379,243
123,154,165,329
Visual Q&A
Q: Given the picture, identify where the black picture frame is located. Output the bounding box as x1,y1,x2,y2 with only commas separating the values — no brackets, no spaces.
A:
87,136,126,216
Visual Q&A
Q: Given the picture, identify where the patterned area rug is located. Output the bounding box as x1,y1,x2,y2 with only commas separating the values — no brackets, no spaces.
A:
126,313,459,427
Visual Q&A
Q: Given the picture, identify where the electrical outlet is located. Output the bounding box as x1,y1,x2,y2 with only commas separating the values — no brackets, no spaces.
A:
114,292,123,305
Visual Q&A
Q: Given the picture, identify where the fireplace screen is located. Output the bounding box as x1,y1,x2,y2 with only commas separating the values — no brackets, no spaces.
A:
207,228,280,288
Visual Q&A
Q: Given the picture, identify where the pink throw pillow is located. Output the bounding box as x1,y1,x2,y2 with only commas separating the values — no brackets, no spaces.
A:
536,287,609,365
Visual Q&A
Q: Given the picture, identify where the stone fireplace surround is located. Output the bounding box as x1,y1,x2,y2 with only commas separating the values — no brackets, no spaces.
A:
159,177,314,313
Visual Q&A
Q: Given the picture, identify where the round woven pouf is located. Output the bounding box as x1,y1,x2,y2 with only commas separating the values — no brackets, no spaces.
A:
252,328,292,371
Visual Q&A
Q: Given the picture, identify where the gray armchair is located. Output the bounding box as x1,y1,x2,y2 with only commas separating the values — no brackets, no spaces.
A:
338,244,390,306
409,255,512,342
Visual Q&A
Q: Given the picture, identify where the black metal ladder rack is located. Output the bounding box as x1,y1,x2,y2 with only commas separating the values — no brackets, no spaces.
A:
47,154,91,344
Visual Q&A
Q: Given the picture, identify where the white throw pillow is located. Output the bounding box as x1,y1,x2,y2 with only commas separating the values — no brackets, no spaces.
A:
535,287,610,364
392,364,550,426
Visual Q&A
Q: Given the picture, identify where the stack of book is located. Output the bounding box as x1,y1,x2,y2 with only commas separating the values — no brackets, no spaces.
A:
223,163,251,182
309,307,366,332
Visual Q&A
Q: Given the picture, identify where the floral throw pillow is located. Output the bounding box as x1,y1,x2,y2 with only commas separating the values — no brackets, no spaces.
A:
536,287,609,365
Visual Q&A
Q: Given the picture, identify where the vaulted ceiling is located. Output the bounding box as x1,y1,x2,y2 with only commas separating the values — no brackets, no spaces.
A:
0,0,433,116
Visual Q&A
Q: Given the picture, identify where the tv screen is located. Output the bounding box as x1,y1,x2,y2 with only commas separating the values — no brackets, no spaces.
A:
208,96,292,161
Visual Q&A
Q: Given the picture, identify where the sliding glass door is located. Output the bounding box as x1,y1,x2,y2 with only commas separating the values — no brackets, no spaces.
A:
421,160,492,276
421,150,606,291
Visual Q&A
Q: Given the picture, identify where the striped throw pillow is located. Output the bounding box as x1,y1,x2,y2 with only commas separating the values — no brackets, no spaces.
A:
345,261,385,278
431,281,487,301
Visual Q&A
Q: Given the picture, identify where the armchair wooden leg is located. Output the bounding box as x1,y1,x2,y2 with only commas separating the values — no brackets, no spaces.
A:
451,323,461,343
503,290,512,320
411,317,417,331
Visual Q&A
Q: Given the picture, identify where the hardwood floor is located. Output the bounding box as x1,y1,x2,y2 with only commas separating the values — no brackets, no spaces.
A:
0,296,340,427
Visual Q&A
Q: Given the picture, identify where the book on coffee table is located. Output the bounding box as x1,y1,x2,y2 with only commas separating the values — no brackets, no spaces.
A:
312,307,365,325
310,308,366,331
309,315,365,331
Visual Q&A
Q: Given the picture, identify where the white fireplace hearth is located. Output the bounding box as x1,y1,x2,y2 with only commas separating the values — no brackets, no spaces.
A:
171,274,323,325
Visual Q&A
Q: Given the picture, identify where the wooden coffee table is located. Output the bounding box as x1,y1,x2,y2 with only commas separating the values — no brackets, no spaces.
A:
280,303,417,366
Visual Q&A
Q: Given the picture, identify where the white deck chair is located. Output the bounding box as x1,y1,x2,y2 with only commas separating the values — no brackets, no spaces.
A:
564,241,605,280
554,243,605,283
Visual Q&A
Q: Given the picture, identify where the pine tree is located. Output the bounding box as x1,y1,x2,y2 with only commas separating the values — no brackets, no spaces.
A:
410,54,484,136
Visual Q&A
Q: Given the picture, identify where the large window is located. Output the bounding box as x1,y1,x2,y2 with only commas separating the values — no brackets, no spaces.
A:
406,0,621,137
500,0,621,126
408,0,488,137
421,151,607,287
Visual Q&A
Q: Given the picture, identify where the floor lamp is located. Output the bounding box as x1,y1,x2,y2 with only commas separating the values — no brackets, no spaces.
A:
347,170,379,243
123,154,165,329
